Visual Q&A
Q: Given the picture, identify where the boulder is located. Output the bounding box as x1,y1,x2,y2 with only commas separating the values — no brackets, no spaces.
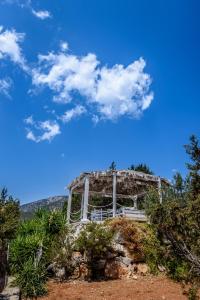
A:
0,277,20,300
116,256,133,267
112,242,126,255
55,267,66,281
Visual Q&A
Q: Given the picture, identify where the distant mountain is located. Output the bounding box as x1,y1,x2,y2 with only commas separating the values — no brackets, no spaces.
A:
20,195,68,219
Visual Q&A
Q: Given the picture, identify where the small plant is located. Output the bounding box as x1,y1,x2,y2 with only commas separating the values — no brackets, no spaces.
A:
188,285,199,300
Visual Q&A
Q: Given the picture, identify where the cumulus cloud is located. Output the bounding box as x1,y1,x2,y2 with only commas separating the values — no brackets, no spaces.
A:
0,77,12,97
24,117,60,142
0,25,154,142
0,26,27,69
94,59,153,119
32,46,153,120
31,9,51,20
33,51,99,104
60,105,86,123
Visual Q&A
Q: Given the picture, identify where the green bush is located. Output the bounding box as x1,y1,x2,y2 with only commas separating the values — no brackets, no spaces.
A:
75,222,113,279
165,258,190,281
10,208,72,297
10,234,45,273
15,258,47,299
142,225,163,274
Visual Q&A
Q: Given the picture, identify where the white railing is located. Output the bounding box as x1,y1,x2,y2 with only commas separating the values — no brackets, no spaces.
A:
90,207,147,222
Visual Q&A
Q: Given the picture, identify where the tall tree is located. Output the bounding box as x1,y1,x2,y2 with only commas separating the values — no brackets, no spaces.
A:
128,163,154,175
184,135,200,198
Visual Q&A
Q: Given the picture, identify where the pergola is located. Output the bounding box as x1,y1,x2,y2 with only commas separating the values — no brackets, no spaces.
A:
67,170,169,223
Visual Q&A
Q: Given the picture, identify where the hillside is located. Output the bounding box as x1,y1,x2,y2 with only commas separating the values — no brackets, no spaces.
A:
20,195,68,219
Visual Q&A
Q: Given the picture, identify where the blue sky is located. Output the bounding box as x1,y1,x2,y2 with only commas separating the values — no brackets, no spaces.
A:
0,0,199,204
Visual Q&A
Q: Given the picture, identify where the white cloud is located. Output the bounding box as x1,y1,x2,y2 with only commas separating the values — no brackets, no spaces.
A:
33,52,99,103
94,58,153,119
0,26,27,69
25,117,60,142
32,47,153,120
0,77,12,97
60,105,86,123
60,42,68,52
2,1,52,20
31,9,51,20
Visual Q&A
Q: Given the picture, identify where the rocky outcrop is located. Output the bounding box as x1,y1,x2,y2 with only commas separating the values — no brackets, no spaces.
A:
0,277,20,300
49,230,149,281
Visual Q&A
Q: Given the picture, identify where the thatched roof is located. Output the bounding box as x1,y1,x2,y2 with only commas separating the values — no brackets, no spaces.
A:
68,170,170,198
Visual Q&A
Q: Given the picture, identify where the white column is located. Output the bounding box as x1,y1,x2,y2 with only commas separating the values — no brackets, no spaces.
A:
82,175,89,222
133,196,137,209
81,193,84,219
158,177,162,204
67,189,72,223
112,172,117,217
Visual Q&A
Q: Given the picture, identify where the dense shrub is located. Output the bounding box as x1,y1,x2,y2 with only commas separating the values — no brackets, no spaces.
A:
15,258,47,299
10,209,72,298
75,222,114,279
144,135,200,286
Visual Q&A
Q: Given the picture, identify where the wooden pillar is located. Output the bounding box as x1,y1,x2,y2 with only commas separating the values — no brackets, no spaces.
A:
158,177,162,204
67,189,72,223
82,175,89,222
112,172,117,217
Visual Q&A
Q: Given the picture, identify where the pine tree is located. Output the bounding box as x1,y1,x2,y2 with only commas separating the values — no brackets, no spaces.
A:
109,161,116,170
173,172,184,195
184,135,200,198
128,163,154,175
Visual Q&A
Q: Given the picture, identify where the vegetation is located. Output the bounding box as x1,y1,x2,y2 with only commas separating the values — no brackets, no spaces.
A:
128,163,154,175
145,135,200,292
109,161,117,170
0,188,20,243
75,222,114,279
0,188,20,291
10,208,72,298
107,217,162,273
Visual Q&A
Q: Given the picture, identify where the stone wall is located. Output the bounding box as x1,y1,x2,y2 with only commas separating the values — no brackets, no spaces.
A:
51,221,150,282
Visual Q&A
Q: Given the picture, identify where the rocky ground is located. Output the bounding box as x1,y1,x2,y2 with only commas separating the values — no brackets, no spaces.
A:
41,275,193,300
